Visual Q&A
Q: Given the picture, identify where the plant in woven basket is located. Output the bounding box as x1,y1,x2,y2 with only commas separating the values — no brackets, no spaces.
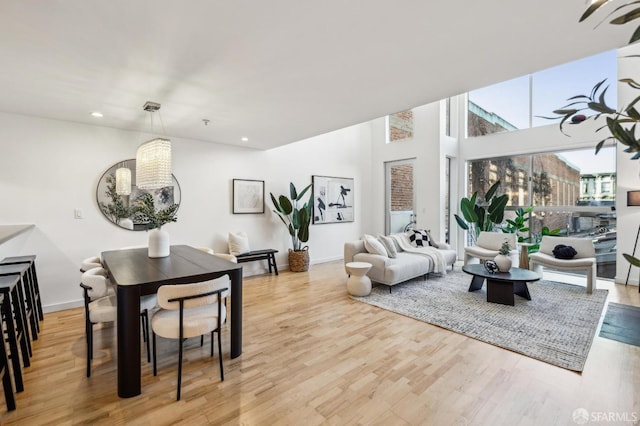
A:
270,182,312,251
270,182,313,271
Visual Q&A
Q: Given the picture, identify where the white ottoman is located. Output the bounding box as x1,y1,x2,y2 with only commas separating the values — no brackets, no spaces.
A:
346,261,372,296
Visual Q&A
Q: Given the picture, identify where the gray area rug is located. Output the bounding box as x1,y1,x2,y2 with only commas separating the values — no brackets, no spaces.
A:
351,270,608,371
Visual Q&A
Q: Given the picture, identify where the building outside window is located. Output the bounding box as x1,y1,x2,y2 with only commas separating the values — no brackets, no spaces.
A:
386,110,414,143
467,146,616,278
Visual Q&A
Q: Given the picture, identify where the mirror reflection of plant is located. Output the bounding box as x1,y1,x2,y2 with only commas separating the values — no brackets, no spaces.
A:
99,174,134,224
132,193,178,230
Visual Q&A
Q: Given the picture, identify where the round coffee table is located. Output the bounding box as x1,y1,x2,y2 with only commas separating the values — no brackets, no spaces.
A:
462,264,540,306
346,262,372,296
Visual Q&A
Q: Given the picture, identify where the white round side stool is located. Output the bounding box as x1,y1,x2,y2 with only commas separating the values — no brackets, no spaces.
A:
346,261,372,296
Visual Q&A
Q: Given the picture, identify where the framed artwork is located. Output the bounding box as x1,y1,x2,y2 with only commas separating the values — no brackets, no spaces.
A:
312,175,354,224
233,179,265,214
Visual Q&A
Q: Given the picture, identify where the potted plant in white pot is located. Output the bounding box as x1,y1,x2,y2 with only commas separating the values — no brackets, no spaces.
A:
270,182,312,272
494,239,513,272
132,193,178,258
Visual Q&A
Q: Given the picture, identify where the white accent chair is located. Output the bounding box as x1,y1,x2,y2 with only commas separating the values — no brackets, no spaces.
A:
80,267,117,377
151,281,226,400
528,236,597,294
464,232,519,266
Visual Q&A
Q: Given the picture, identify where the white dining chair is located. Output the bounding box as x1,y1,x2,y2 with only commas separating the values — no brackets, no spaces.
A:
80,267,116,377
151,281,227,400
80,255,102,273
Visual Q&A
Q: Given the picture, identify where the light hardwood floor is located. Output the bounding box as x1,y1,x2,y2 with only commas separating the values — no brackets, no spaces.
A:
1,261,639,425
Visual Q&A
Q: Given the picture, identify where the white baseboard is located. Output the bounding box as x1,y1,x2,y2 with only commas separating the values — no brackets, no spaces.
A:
44,299,83,313
44,257,346,314
278,255,343,272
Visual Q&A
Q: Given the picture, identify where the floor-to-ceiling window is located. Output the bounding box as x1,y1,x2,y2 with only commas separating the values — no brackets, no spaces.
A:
467,146,616,278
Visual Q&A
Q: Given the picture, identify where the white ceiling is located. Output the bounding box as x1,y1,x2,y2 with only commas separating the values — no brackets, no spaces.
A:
0,1,631,150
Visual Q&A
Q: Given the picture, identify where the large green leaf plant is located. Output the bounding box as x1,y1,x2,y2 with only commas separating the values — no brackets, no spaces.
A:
454,180,508,244
270,183,313,251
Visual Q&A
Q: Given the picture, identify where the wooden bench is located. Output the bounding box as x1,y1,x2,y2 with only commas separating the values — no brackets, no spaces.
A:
235,249,279,275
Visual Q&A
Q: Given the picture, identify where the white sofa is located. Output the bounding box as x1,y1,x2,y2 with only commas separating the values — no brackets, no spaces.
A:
344,234,456,291
528,236,597,293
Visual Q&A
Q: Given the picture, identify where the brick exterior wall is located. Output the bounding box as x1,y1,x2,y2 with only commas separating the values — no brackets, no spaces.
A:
389,110,413,142
390,165,413,211
467,110,512,136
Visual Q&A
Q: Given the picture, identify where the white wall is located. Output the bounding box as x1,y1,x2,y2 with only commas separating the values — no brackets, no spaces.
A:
0,112,373,312
369,101,449,243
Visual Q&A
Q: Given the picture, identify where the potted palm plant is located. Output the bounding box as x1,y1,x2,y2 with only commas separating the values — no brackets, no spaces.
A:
132,193,178,258
270,182,313,272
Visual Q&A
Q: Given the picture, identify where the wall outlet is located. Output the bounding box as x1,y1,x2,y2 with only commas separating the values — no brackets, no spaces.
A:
74,208,83,219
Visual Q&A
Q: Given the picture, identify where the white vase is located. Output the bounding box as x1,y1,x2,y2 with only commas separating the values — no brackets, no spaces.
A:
148,228,170,258
494,254,512,272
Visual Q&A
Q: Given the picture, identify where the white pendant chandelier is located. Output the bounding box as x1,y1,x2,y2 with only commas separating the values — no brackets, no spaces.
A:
136,101,172,190
115,162,132,195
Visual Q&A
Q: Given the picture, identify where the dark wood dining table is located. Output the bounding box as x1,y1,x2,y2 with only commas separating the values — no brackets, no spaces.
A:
101,245,243,398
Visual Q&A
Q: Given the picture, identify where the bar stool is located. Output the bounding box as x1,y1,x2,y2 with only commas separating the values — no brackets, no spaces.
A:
0,264,38,345
1,255,44,321
0,293,16,411
0,275,30,393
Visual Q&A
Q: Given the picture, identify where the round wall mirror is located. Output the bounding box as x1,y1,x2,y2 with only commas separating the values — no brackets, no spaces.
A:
96,159,181,231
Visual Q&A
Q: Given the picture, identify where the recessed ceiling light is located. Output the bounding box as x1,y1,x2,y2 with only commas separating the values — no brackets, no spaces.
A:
241,137,249,142
91,111,103,118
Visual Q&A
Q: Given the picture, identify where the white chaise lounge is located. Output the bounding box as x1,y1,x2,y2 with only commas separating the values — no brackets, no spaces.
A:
528,236,597,294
